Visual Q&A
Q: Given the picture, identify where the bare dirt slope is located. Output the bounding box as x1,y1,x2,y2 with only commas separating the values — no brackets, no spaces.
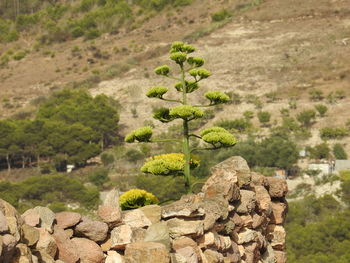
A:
91,0,350,138
1,0,349,149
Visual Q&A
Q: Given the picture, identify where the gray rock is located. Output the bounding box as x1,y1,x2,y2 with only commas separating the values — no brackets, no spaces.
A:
236,190,256,214
167,218,204,238
33,207,55,231
124,242,170,263
21,224,39,247
144,221,170,250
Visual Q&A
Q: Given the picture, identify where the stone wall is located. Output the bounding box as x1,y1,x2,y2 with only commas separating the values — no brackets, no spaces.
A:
0,156,288,263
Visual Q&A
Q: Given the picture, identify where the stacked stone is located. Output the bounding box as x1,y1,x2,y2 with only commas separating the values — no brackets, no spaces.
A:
0,156,288,263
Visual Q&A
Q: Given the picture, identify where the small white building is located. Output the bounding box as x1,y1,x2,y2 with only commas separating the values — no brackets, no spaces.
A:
307,163,331,176
334,160,350,173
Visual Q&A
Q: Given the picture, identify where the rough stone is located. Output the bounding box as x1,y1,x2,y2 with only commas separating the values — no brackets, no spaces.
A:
139,205,161,224
270,202,287,225
261,244,276,263
21,224,39,247
0,200,23,242
75,216,108,242
110,224,133,249
254,186,272,215
144,221,170,250
0,210,9,232
55,212,81,229
266,178,288,198
237,228,258,244
250,172,267,187
266,225,286,250
97,205,122,226
240,214,253,228
131,228,146,242
203,249,224,263
243,242,259,263
52,225,79,263
274,250,286,263
21,209,40,228
175,246,198,263
36,228,57,258
172,236,201,260
102,188,120,208
105,251,124,263
124,242,170,263
33,207,55,231
161,200,205,219
100,237,112,252
33,250,55,263
122,209,152,228
71,237,104,263
167,218,204,238
236,190,256,214
13,243,33,263
2,234,17,263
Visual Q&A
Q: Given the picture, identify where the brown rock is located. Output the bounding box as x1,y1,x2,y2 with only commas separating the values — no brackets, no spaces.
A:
252,213,267,229
52,226,79,263
254,186,272,215
21,209,40,228
71,238,104,263
110,224,133,249
250,172,267,187
75,216,108,242
161,200,205,219
102,188,120,207
225,242,241,263
36,228,57,257
122,209,152,228
131,228,146,242
167,218,204,238
237,228,258,244
0,199,23,241
2,234,17,263
33,250,55,263
240,215,253,228
124,242,170,263
97,205,122,226
139,205,161,224
175,246,199,263
13,243,33,263
274,250,287,263
202,157,244,201
22,224,39,247
105,251,124,263
270,202,287,225
236,190,256,214
243,242,260,263
172,236,201,259
100,237,112,252
266,178,288,198
203,249,224,263
64,228,74,238
231,213,244,232
0,210,9,232
55,212,81,229
266,225,286,250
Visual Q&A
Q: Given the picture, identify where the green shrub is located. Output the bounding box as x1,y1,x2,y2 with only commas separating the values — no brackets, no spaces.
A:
309,88,324,101
333,144,347,160
88,168,109,187
211,9,231,22
320,127,348,140
71,26,85,38
125,148,145,162
119,189,159,210
215,118,251,132
101,152,115,166
85,28,101,39
296,109,316,127
257,111,271,126
13,51,27,60
308,143,330,159
314,104,328,117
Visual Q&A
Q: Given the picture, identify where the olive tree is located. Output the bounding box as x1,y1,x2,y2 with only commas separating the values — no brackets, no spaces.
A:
125,41,236,192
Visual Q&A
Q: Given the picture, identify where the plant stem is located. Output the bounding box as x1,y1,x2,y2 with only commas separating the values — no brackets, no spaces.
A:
181,64,191,192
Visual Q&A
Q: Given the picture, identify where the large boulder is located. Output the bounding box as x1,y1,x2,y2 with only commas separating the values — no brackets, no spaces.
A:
75,216,108,242
236,190,256,214
0,210,9,233
122,209,152,228
144,221,170,250
0,199,23,241
110,224,133,250
21,224,39,247
97,205,122,226
71,238,104,263
166,218,204,238
33,207,55,232
266,178,288,198
52,226,79,263
55,212,81,229
36,228,57,257
21,209,40,228
124,242,170,263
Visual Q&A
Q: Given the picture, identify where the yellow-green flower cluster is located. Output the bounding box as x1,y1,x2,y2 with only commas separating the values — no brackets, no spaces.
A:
125,126,153,143
189,68,211,79
169,105,204,120
204,91,230,105
119,189,159,210
154,65,170,76
170,41,196,54
200,126,236,147
153,107,174,123
187,57,204,67
141,153,200,175
146,86,168,98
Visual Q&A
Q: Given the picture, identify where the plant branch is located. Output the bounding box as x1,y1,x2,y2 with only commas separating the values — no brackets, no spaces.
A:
190,146,219,153
165,75,181,81
189,134,202,139
160,97,182,103
150,139,182,143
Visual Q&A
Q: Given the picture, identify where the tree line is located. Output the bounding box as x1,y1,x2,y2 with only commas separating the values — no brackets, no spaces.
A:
0,89,119,172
